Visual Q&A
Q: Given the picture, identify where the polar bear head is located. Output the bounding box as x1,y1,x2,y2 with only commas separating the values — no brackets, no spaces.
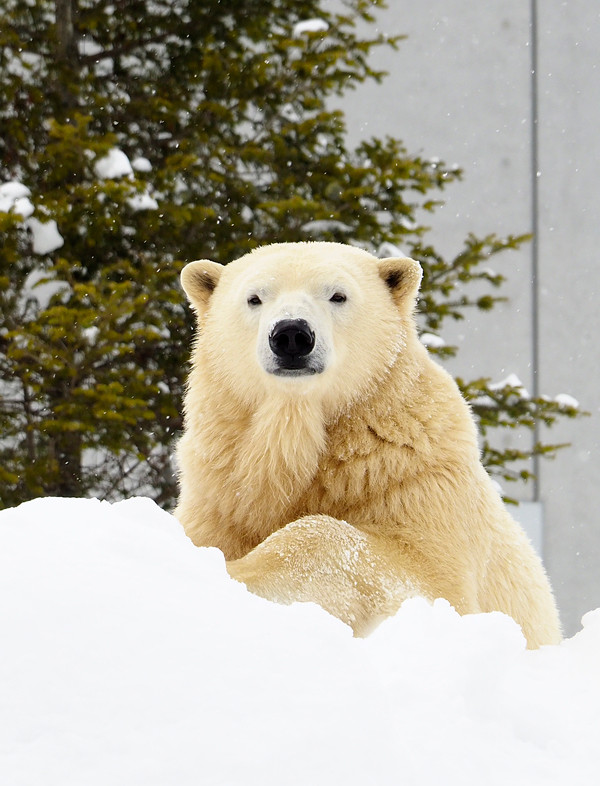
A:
181,242,422,411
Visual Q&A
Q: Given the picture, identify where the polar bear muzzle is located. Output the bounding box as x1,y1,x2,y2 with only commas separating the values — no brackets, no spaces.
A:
268,318,320,375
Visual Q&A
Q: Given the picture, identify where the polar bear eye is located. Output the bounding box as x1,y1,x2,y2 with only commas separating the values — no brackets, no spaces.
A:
329,292,347,304
247,295,262,307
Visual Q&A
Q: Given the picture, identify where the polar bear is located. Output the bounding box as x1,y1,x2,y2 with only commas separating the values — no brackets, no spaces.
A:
175,241,561,648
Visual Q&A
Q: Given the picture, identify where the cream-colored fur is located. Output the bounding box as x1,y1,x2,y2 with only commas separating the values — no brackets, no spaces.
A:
175,242,562,648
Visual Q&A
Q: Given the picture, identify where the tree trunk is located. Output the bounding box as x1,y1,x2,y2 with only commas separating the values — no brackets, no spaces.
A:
55,0,77,64
53,430,83,497
54,0,79,113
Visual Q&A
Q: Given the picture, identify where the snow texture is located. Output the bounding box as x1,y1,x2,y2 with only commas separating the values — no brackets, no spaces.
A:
127,190,159,211
94,147,134,179
26,217,65,255
301,218,353,235
378,241,407,258
489,372,530,398
22,269,69,309
12,197,34,219
293,18,329,37
420,332,446,349
554,393,579,409
1,180,65,253
1,497,599,786
0,181,32,214
132,156,153,173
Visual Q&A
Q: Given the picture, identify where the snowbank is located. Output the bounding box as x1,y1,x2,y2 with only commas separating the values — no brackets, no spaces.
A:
1,497,599,785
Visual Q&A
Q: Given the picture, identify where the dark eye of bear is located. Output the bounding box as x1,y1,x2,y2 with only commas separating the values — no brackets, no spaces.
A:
247,295,262,306
330,292,347,304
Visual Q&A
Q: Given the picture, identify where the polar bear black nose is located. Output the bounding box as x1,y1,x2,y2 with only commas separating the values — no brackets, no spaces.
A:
269,319,315,361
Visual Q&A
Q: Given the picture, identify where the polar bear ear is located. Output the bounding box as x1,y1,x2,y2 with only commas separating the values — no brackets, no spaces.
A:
180,260,224,312
377,256,423,306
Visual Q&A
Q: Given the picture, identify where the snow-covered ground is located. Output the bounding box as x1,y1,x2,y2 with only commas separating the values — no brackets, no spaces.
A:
1,497,599,786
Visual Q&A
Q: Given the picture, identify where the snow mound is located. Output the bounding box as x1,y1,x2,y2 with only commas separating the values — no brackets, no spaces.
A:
26,216,64,254
555,393,580,409
94,147,134,179
1,497,599,786
131,156,152,173
0,180,31,209
0,180,34,218
293,18,329,37
489,372,530,399
127,190,159,211
420,332,446,349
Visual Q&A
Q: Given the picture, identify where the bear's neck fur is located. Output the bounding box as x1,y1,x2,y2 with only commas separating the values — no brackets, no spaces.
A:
176,359,329,557
176,334,480,561
225,394,328,533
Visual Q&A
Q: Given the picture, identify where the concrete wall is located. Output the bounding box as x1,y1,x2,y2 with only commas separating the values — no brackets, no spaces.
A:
334,0,600,634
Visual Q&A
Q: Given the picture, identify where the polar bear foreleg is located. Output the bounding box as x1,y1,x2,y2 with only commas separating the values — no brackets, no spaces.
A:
226,514,432,636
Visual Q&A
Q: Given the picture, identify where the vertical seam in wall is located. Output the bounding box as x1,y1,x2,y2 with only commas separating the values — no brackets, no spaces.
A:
530,0,541,501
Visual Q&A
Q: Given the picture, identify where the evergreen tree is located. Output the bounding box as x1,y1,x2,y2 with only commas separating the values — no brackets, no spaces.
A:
0,0,580,509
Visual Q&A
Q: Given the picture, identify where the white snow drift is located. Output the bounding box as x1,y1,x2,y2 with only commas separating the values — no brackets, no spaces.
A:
0,496,599,786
